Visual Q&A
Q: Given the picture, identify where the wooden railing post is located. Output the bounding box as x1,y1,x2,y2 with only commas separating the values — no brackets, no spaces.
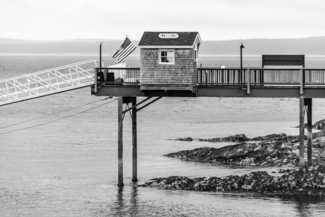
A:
247,68,251,94
300,69,304,95
94,68,98,93
303,69,306,85
261,69,264,86
205,70,208,85
221,70,224,85
254,70,257,86
243,69,246,86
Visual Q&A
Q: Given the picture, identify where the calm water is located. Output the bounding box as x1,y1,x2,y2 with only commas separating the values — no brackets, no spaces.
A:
1,55,325,216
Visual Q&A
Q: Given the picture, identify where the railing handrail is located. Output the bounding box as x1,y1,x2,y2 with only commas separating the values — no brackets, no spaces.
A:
198,67,244,70
96,67,325,71
198,67,325,71
96,67,140,70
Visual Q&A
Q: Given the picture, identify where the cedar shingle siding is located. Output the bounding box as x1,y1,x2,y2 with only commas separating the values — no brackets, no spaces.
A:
140,49,197,85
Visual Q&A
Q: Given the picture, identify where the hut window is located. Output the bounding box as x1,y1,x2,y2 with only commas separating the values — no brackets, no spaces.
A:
159,50,174,64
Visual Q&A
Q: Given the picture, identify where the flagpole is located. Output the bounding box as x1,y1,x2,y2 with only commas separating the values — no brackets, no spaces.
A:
100,42,102,69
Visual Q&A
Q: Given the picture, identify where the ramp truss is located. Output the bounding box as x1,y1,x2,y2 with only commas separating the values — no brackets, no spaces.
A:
0,60,100,106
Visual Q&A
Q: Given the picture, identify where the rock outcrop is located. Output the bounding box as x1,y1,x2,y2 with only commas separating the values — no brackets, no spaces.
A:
165,142,300,167
175,133,306,143
167,134,325,167
141,166,325,195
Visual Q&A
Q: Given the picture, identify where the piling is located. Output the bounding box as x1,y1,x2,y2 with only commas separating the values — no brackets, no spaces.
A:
118,97,124,187
306,98,313,166
299,96,305,166
132,97,138,182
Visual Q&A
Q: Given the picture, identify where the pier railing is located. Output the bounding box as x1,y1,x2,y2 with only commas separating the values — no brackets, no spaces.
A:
94,67,140,90
94,67,325,94
197,68,253,86
197,68,325,86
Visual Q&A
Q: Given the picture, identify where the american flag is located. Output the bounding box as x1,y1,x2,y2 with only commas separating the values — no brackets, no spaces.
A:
112,36,137,63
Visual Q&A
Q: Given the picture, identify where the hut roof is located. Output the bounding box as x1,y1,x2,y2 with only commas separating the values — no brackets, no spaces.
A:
138,32,201,48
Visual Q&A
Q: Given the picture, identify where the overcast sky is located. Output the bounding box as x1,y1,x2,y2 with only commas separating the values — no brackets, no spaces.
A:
1,0,325,41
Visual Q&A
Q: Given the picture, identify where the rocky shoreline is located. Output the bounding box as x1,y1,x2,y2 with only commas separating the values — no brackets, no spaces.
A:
140,133,325,195
168,133,325,167
175,133,310,143
141,166,325,195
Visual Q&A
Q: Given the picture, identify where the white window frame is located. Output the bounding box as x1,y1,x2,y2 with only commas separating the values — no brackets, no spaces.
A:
158,49,175,65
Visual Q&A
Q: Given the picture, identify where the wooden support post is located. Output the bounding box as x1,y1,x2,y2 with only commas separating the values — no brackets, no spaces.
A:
132,97,138,182
299,96,305,167
118,97,124,187
306,98,313,167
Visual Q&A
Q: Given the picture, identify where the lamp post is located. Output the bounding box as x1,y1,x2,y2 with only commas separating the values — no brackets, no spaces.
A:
240,43,245,85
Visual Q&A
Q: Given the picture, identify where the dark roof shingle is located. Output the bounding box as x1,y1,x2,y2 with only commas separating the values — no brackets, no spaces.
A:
138,32,199,46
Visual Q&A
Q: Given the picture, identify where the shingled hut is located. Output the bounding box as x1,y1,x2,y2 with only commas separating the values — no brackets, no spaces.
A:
138,32,202,92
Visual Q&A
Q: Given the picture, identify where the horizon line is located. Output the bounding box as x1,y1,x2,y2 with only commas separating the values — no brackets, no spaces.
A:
2,35,325,43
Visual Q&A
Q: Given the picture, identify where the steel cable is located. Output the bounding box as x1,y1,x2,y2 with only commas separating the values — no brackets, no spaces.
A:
0,98,117,135
0,97,113,130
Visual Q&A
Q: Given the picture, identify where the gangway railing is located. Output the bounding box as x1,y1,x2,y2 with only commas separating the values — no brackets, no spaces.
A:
0,60,100,106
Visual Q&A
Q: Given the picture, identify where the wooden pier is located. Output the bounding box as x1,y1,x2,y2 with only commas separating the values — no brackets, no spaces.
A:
92,32,325,187
91,65,325,186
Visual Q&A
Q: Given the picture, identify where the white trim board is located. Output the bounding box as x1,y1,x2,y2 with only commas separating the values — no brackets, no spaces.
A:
139,45,195,49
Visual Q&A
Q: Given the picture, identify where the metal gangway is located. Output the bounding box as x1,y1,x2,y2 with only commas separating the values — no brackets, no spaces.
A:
0,60,100,106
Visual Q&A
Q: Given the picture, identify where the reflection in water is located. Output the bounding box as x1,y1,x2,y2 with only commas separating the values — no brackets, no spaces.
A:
111,187,325,216
296,201,311,217
280,194,325,217
129,186,139,216
113,185,139,217
115,187,125,217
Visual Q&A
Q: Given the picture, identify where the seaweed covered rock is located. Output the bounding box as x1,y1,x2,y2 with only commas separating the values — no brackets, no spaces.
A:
250,133,304,143
164,142,299,167
176,133,306,143
175,137,193,142
198,134,249,143
141,166,325,195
